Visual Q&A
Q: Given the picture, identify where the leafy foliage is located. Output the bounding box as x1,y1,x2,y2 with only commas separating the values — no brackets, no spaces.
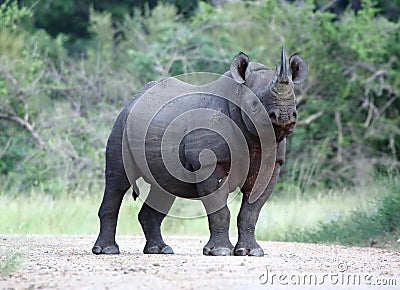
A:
0,0,399,197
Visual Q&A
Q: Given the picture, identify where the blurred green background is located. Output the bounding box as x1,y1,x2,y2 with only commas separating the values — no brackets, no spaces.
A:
0,0,399,249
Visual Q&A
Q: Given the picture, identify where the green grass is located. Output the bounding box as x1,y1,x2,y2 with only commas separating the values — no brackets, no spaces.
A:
0,179,394,245
0,253,23,277
280,179,400,249
0,193,140,235
255,185,385,241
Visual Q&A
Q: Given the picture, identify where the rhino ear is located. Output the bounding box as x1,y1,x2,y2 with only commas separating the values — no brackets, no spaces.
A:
289,53,308,84
230,52,250,84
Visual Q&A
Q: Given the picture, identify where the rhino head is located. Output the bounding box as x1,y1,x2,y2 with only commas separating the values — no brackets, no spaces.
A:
230,47,308,142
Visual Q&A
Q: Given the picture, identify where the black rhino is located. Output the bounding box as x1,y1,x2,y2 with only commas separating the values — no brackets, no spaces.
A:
92,47,307,256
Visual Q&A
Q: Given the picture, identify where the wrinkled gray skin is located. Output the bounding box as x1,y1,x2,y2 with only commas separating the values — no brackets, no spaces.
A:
92,48,307,256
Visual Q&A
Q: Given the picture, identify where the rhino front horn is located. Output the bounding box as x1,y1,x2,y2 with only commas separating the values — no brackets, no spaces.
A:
278,46,288,83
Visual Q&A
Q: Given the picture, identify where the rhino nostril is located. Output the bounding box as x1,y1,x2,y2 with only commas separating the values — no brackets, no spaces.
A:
289,109,297,119
269,112,277,121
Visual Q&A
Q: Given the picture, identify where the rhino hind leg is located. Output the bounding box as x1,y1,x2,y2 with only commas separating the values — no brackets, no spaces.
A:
139,186,175,254
92,172,131,255
197,172,233,256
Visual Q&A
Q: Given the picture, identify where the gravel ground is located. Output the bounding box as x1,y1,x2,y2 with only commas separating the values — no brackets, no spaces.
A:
0,235,399,289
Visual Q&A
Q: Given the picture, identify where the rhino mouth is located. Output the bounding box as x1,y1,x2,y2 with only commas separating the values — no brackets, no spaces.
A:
272,122,296,143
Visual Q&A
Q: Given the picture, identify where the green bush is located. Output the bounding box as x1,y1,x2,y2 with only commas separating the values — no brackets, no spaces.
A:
283,178,400,247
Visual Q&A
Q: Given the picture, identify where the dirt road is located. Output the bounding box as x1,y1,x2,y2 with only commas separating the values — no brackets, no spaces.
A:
0,235,399,289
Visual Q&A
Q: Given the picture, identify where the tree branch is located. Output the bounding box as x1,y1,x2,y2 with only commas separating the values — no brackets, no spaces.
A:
0,64,21,94
0,113,45,148
0,136,13,159
319,0,337,12
335,110,343,162
297,110,324,126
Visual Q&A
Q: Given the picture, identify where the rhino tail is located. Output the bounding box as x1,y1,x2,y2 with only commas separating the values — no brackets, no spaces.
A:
132,182,140,200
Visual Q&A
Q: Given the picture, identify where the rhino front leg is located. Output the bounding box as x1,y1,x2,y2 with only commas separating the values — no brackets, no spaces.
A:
235,163,281,256
235,140,285,256
139,186,175,254
92,172,130,255
198,173,233,256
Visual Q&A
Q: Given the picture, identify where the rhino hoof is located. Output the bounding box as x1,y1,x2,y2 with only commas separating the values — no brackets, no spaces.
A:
234,247,264,257
203,247,233,256
144,245,174,254
92,244,120,255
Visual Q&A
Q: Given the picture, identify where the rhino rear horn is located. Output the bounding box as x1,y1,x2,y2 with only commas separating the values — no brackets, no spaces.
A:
230,52,250,84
